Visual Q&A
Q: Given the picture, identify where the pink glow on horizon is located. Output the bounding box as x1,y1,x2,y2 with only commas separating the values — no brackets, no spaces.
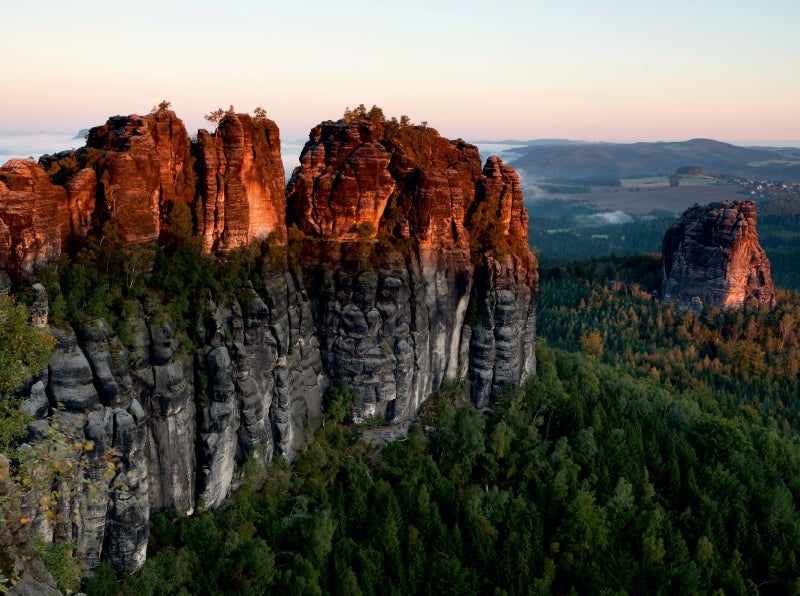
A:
2,1,798,145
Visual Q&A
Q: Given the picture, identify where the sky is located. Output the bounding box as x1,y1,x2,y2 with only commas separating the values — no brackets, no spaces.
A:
2,0,799,146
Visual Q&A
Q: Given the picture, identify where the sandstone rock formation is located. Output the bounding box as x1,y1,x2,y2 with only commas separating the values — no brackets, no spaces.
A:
287,117,538,416
195,113,287,251
36,322,149,571
0,109,288,276
1,107,537,573
63,168,97,245
83,109,195,244
662,200,775,309
469,157,537,405
0,159,66,276
18,268,325,571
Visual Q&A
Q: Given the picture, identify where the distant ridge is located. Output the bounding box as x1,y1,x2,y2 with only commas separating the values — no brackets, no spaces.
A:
472,138,588,146
509,138,800,181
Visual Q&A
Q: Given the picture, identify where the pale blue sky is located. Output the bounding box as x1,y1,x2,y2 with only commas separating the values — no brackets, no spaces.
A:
2,0,798,144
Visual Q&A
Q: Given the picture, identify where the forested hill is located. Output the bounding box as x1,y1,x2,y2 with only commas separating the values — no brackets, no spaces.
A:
510,138,800,180
88,255,800,594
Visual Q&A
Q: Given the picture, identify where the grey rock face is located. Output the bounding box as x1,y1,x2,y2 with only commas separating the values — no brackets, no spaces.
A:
470,255,538,407
76,318,134,409
259,273,326,458
31,245,534,573
47,325,100,411
314,258,421,423
80,401,149,570
102,400,149,570
307,244,476,424
144,355,195,516
21,381,49,419
416,248,474,405
25,321,151,572
197,272,326,508
32,267,325,571
199,344,239,508
306,241,537,423
29,232,535,577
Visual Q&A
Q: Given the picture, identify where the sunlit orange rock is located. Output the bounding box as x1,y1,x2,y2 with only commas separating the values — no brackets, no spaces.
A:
86,109,195,244
0,159,66,275
195,113,286,251
662,200,775,309
64,168,97,245
287,116,538,413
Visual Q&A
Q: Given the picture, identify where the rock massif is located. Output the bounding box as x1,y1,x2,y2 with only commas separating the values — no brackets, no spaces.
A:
0,109,286,274
662,200,776,309
287,118,538,419
18,270,325,572
82,110,196,244
1,108,537,572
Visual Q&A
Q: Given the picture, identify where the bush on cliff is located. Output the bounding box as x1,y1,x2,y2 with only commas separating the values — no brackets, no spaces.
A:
0,296,55,449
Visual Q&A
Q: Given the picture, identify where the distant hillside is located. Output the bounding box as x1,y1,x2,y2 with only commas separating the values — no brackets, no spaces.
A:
510,138,800,181
473,138,584,147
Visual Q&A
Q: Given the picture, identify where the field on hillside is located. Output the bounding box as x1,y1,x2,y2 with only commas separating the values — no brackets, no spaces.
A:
524,179,746,215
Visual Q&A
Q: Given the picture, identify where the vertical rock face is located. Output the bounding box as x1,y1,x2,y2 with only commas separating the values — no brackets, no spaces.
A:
288,120,398,241
195,114,287,251
135,313,196,517
196,274,324,509
23,265,325,570
478,156,529,241
85,109,195,244
0,160,66,275
1,109,288,273
37,322,149,572
469,157,538,406
63,168,97,246
662,200,775,309
287,117,538,418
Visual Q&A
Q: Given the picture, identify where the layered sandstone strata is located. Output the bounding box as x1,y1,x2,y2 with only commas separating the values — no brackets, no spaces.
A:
84,109,195,244
195,113,286,251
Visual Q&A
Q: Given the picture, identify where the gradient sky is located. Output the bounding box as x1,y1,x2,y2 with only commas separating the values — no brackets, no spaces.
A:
2,0,798,144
